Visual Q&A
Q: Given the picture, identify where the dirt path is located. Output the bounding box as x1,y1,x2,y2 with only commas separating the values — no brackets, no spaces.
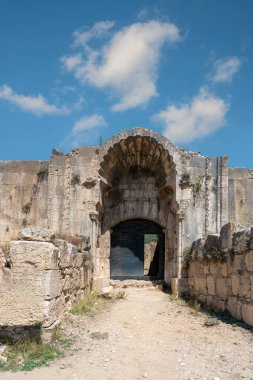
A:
2,286,253,380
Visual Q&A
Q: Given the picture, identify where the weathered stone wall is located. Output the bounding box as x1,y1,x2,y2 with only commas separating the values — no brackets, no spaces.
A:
47,147,99,237
180,156,228,250
0,161,49,243
228,168,253,227
0,228,92,341
187,226,253,327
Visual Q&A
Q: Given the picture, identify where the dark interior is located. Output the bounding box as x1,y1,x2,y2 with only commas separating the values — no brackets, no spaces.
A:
110,219,164,280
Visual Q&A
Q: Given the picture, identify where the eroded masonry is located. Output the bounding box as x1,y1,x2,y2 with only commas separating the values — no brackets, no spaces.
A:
1,128,253,337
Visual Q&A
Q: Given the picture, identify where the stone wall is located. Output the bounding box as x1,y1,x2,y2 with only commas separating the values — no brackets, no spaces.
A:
180,156,228,249
1,130,253,289
187,225,253,327
0,161,49,244
228,168,253,227
47,147,100,237
0,228,92,341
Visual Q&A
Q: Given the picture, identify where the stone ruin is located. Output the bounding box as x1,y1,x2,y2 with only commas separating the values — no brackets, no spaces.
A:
0,127,253,338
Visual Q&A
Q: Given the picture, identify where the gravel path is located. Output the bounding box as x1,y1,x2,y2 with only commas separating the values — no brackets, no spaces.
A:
2,286,253,380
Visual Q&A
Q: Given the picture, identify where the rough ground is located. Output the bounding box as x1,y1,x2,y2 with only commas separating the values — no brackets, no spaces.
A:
2,286,253,380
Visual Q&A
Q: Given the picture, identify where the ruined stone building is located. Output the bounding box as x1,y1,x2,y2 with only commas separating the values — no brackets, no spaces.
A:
1,128,253,290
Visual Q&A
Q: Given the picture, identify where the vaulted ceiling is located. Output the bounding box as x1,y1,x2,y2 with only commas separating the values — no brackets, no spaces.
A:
99,135,176,190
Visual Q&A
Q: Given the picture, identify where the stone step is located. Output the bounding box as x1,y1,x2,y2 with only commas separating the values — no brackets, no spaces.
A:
109,279,164,289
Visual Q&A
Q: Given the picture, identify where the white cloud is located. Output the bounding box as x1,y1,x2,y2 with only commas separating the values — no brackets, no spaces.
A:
72,114,106,133
136,9,149,20
209,57,241,83
73,21,115,49
62,54,83,71
64,114,107,147
153,88,229,144
62,20,181,111
0,85,69,116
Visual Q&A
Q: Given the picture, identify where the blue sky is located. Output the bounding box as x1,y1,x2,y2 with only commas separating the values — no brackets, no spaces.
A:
0,0,252,167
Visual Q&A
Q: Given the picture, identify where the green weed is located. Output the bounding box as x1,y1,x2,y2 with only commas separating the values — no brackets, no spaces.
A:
69,292,101,316
0,337,61,372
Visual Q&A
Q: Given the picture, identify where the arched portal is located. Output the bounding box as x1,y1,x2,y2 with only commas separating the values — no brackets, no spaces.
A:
110,219,165,280
96,130,180,287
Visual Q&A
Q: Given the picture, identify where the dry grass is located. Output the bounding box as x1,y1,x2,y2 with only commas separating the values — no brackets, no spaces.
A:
114,290,127,300
170,295,201,315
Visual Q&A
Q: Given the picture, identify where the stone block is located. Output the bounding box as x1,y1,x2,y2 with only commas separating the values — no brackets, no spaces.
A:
62,276,71,292
170,278,189,296
188,278,195,288
233,254,243,272
10,241,59,270
216,299,226,312
204,234,220,251
239,275,251,299
216,278,228,300
227,259,233,275
227,297,238,319
237,301,243,320
188,262,195,278
92,276,109,291
195,262,204,276
58,242,78,268
195,278,207,295
209,263,218,275
231,275,240,296
245,250,253,271
100,286,114,299
206,296,225,312
241,304,253,327
206,295,214,309
188,261,204,277
42,270,61,299
220,223,232,250
219,262,228,277
207,276,216,296
74,252,85,267
19,227,54,242
197,295,206,304
43,296,66,328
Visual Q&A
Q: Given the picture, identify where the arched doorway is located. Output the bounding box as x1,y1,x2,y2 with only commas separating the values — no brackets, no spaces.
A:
110,219,165,280
96,130,180,288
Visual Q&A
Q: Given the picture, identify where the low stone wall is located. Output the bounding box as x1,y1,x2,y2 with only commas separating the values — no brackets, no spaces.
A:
0,228,92,341
187,225,253,327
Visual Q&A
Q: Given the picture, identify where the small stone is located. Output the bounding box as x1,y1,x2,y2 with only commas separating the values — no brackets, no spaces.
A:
142,373,148,378
100,286,114,299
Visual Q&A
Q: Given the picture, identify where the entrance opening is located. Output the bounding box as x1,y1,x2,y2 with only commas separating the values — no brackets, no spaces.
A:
110,219,164,280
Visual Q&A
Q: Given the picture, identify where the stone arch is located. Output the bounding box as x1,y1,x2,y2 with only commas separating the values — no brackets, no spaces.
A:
95,128,180,287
